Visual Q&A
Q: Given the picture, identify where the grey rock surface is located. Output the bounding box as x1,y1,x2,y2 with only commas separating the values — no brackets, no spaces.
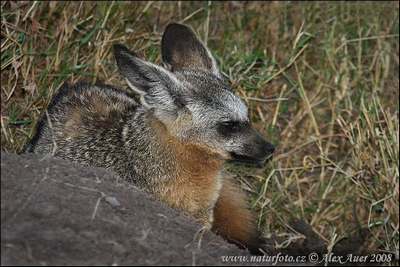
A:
1,152,251,266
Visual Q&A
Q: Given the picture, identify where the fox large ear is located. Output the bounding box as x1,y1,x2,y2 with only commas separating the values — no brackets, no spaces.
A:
161,23,221,78
113,44,186,118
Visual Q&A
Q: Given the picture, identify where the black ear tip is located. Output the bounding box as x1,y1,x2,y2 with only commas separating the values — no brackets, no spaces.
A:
165,22,186,30
113,44,137,58
113,44,128,54
164,23,194,36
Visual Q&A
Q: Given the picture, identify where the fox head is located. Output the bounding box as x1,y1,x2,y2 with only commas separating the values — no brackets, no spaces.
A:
114,23,274,166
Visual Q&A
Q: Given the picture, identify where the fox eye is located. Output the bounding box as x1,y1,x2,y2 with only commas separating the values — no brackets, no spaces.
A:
218,120,247,136
220,121,240,130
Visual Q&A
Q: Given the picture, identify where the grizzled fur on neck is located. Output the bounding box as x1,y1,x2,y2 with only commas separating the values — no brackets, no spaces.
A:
121,106,225,188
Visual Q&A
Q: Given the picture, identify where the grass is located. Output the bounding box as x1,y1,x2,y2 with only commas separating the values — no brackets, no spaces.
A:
1,1,399,262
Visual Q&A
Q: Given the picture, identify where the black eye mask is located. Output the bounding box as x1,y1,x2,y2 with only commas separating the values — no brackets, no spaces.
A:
217,121,250,137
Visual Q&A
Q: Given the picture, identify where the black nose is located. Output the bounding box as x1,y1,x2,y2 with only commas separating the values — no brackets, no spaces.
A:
264,142,275,155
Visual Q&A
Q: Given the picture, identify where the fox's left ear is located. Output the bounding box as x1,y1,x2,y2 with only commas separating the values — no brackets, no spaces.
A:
161,23,221,78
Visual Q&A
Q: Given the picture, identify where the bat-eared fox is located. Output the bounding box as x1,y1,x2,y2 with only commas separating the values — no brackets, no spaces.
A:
25,23,275,254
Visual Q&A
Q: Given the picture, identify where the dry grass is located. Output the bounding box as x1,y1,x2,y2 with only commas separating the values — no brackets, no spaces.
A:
1,1,399,261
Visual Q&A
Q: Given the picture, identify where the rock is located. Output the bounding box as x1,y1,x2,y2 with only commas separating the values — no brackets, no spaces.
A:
1,152,249,266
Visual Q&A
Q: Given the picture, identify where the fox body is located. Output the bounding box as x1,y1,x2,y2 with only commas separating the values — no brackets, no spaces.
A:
26,23,275,253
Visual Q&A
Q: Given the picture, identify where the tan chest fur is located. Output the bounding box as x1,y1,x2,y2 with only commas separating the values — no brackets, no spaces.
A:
151,118,225,222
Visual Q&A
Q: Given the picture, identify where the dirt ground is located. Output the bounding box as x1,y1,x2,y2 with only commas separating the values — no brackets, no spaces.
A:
1,152,250,266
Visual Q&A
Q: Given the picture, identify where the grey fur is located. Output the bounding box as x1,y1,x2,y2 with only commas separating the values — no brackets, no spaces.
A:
26,82,181,190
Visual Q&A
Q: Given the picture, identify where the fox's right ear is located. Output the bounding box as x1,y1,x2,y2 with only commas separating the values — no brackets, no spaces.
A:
113,44,175,93
161,23,221,78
